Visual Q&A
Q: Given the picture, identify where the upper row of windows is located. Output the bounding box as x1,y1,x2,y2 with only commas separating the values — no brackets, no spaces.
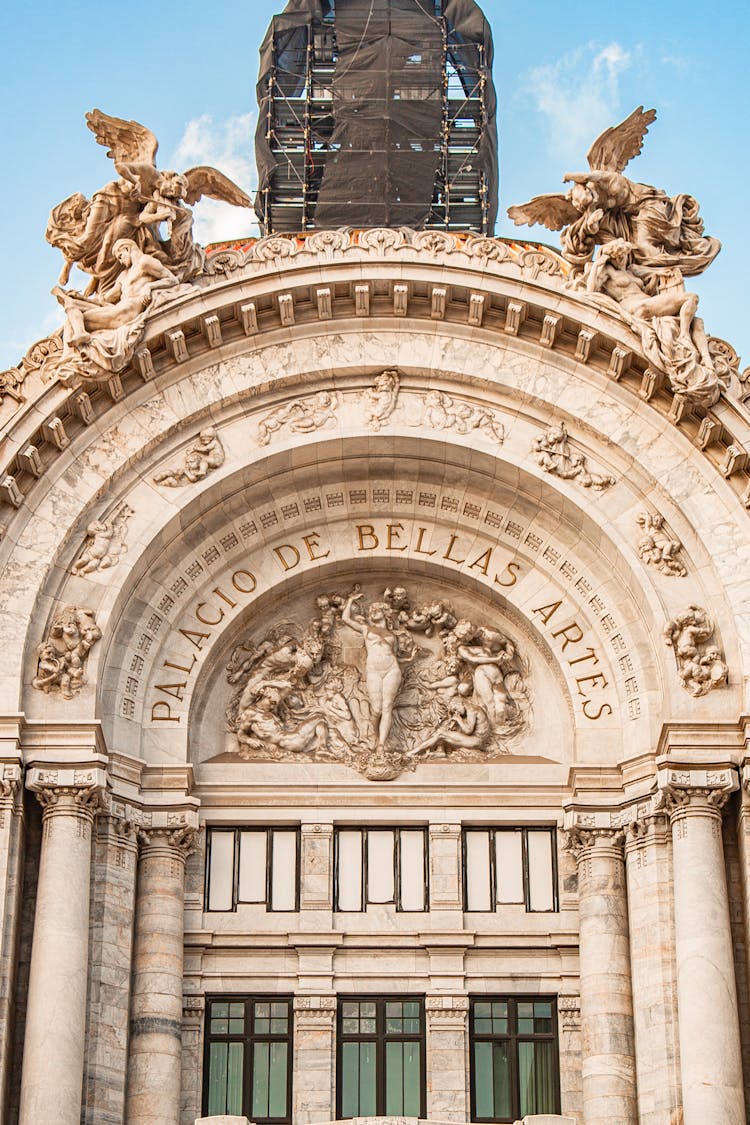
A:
205,826,558,914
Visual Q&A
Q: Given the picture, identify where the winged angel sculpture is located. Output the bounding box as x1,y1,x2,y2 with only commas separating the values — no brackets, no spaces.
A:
508,107,726,406
43,110,252,384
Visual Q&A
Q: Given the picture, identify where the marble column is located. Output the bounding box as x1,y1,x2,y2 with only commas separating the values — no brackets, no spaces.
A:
566,827,637,1125
18,781,102,1125
125,826,197,1125
0,764,23,1117
664,783,745,1125
293,995,336,1124
425,994,469,1121
623,810,681,1125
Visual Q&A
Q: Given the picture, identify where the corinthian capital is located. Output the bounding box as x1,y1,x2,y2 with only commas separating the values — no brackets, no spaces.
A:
26,764,108,823
655,760,738,821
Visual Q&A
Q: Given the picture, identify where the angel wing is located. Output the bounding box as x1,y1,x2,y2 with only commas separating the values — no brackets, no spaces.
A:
507,193,580,231
586,106,657,173
85,109,159,168
183,166,252,209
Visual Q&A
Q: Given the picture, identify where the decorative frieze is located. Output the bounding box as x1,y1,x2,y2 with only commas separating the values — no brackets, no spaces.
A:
533,422,615,491
153,426,225,487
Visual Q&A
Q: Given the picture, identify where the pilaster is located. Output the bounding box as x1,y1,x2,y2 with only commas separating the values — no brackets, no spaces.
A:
300,822,334,911
425,993,469,1121
428,823,462,914
0,719,23,1122
293,994,336,1124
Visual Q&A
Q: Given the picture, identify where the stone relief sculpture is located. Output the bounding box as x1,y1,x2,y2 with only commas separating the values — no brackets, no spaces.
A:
362,369,400,430
636,512,686,577
153,428,225,487
533,423,615,490
508,107,723,406
72,504,133,574
420,390,505,443
41,109,252,384
32,606,102,699
664,605,727,697
225,584,531,780
257,391,339,446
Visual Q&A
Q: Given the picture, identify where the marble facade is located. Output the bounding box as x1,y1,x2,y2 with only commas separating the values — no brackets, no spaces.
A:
1,219,750,1125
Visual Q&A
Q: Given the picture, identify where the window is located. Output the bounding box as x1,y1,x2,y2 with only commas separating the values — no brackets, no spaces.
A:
463,828,557,912
337,997,426,1118
470,997,560,1122
334,827,428,912
204,996,293,1124
205,828,300,912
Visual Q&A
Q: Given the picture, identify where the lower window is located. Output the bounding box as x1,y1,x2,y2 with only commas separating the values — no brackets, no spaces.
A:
470,997,560,1122
337,996,426,1118
204,996,293,1124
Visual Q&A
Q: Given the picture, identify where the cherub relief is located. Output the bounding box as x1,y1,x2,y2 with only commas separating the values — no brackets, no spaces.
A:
636,512,686,578
533,423,615,491
362,370,400,430
153,428,225,487
664,605,728,697
32,607,102,699
257,390,339,446
72,504,133,574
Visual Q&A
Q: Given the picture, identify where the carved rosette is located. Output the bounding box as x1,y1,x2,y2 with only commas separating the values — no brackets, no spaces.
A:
425,995,470,1028
293,995,337,1029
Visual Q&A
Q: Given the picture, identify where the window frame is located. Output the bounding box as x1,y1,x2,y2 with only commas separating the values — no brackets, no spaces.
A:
204,827,301,913
202,994,294,1125
333,826,429,913
468,995,561,1123
461,827,559,913
335,995,427,1119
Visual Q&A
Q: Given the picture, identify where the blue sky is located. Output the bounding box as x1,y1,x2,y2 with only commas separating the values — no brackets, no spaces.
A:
1,0,748,372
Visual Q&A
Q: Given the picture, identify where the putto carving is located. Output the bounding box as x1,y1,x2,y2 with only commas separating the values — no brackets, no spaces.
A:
420,390,505,444
257,391,339,446
32,606,102,699
533,423,614,490
664,605,728,697
153,428,225,487
72,503,133,574
636,512,686,577
508,107,723,406
225,584,531,780
362,370,400,430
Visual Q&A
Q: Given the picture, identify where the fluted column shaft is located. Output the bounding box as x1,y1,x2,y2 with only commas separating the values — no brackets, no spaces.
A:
125,827,196,1125
568,828,637,1125
624,813,681,1124
18,784,100,1125
666,786,745,1125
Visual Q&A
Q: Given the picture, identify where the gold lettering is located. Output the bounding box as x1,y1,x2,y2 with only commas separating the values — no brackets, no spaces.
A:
274,544,301,571
232,569,257,593
163,655,198,675
303,532,330,561
178,627,211,650
357,524,379,551
494,561,520,588
195,602,224,626
551,621,584,651
582,700,613,721
469,548,492,576
154,681,187,701
532,600,562,625
414,527,436,556
576,672,609,695
443,534,466,565
568,647,599,668
387,523,407,551
213,586,238,608
151,702,180,723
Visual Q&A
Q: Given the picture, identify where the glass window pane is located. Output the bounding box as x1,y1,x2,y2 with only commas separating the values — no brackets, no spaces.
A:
492,1040,512,1118
268,1042,288,1117
270,832,297,911
528,831,555,911
534,1001,553,1033
238,831,268,903
252,1041,270,1118
517,1001,534,1034
208,1042,228,1115
227,1042,244,1117
368,830,395,904
399,831,426,911
495,830,524,904
474,1038,511,1118
465,831,492,911
337,831,364,911
403,1041,421,1116
207,832,235,911
342,1042,376,1116
385,1041,404,1113
519,1040,556,1116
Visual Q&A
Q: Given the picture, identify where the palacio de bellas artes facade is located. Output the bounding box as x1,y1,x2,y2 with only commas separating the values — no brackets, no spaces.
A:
3,1,750,1124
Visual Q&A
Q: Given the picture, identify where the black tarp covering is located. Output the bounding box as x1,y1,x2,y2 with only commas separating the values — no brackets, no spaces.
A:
255,0,498,232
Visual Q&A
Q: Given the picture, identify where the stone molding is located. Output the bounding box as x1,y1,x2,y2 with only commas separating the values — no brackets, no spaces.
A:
293,994,337,1029
558,994,581,1033
425,994,469,1029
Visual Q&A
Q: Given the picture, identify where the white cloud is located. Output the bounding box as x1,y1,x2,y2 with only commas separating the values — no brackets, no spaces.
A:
169,112,260,246
521,41,635,160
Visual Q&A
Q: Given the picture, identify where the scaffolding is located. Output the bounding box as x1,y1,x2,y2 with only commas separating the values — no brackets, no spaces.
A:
255,0,498,235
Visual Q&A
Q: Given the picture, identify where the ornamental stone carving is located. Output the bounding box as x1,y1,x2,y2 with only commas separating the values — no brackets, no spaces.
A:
71,503,133,574
225,583,530,780
257,391,340,445
636,511,686,576
32,606,102,699
420,389,505,443
533,422,615,490
153,427,225,487
362,369,400,430
663,605,727,696
509,106,723,406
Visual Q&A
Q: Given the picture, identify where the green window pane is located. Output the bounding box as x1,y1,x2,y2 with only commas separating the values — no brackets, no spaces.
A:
492,1015,508,1034
474,1016,492,1034
253,1041,270,1118
473,1039,511,1118
386,1041,404,1113
341,1042,376,1117
271,1018,287,1034
212,1018,229,1034
230,1002,245,1018
208,1042,228,1115
213,1002,229,1018
227,1042,244,1117
229,1018,244,1034
534,1002,553,1032
269,1042,288,1117
517,1001,534,1034
519,1040,556,1116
